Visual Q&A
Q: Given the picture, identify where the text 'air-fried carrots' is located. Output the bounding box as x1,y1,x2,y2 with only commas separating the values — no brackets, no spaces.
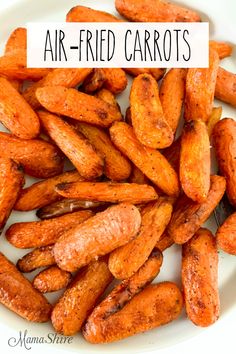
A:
215,67,236,107
168,175,226,244
0,77,40,139
213,118,236,207
51,259,113,336
17,245,55,273
130,73,173,149
36,86,122,127
115,0,201,22
72,122,131,181
38,111,104,179
36,199,106,220
6,210,93,249
0,158,24,232
110,122,179,197
55,182,158,204
209,40,233,59
160,68,186,133
109,197,172,279
33,266,72,293
66,5,123,22
216,212,236,255
14,170,84,211
0,132,64,178
207,106,222,136
180,120,211,203
185,48,219,122
182,228,219,327
84,282,183,343
54,203,141,272
0,253,52,322
23,68,93,109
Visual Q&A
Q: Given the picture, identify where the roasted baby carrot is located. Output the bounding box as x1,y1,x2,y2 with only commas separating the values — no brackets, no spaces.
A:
82,69,106,93
0,252,52,322
0,77,40,139
36,86,122,127
51,258,113,336
130,73,173,149
110,122,179,197
72,122,131,181
124,68,166,81
213,118,236,207
54,203,141,272
17,245,55,273
209,40,233,59
159,68,186,133
36,199,106,220
0,132,64,178
23,68,92,109
33,266,72,293
14,170,84,211
95,88,121,112
167,175,226,244
115,0,201,22
0,158,24,232
66,5,123,22
108,197,172,279
38,110,104,179
55,182,158,204
6,210,93,249
83,281,183,343
185,48,219,122
180,120,211,202
182,228,219,327
102,68,128,94
215,67,236,107
216,212,236,255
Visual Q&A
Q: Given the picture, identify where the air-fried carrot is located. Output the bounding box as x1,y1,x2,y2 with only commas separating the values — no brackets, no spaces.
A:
36,199,106,220
0,253,52,322
110,122,179,197
0,77,40,139
6,210,93,249
36,86,122,127
185,48,219,122
56,182,158,204
213,118,236,207
167,175,226,244
155,231,174,252
17,245,55,273
124,68,166,81
180,120,210,203
66,5,124,22
216,212,236,255
0,50,51,80
160,68,186,133
128,165,150,185
109,197,172,279
83,281,183,343
72,122,131,181
130,73,173,149
95,88,121,113
0,132,64,178
0,158,24,232
82,69,106,93
38,111,103,179
162,137,181,173
115,0,201,22
102,68,128,94
182,228,219,327
23,68,92,109
51,259,113,336
215,67,236,107
33,266,72,293
14,170,83,211
207,106,222,136
209,40,233,59
54,203,141,272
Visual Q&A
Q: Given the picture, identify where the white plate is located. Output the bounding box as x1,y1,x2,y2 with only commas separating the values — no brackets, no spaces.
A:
0,0,236,353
